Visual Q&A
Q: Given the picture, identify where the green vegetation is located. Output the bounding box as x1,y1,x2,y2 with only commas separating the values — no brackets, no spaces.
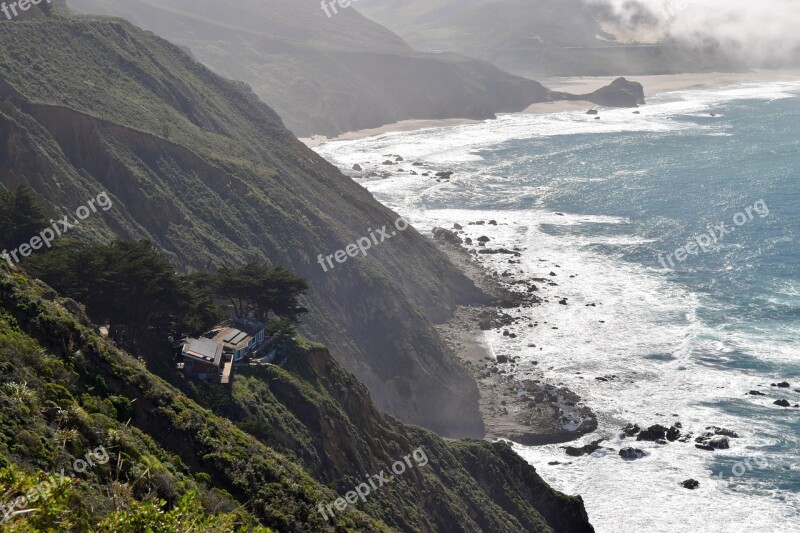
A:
0,265,389,531
3,188,309,342
24,239,308,342
23,239,220,343
194,262,309,327
0,252,593,532
0,185,50,257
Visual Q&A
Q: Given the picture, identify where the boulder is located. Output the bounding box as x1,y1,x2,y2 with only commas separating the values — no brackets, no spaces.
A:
708,436,730,449
695,430,733,449
432,227,463,245
681,479,700,490
637,424,668,441
706,426,739,438
774,399,791,407
666,425,681,442
352,163,362,171
748,390,766,396
619,447,648,460
586,109,599,115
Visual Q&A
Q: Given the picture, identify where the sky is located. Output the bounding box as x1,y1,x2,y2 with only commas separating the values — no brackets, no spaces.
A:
595,0,800,62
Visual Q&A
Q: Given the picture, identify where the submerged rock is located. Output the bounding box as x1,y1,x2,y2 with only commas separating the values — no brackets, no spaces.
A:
619,447,648,460
706,426,739,438
565,439,604,457
681,479,700,490
621,423,641,437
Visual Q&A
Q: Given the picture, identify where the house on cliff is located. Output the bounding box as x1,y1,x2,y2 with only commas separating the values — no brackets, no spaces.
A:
179,318,267,384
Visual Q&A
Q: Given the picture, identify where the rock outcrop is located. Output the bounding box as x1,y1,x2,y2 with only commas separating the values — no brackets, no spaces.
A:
583,77,646,107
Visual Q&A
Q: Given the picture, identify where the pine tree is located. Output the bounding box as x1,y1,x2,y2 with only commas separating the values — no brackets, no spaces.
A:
8,185,49,248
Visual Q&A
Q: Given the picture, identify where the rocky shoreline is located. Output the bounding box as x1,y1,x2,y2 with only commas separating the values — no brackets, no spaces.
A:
431,229,598,446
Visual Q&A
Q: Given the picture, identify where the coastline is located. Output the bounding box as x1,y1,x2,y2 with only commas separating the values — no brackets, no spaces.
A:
301,68,800,147
430,229,597,446
308,68,800,447
308,75,800,531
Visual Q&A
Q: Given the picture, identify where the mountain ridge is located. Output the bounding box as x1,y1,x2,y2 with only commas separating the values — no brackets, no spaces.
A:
66,0,580,137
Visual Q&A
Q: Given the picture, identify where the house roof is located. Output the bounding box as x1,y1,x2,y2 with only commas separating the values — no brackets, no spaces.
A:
182,337,223,366
205,319,265,352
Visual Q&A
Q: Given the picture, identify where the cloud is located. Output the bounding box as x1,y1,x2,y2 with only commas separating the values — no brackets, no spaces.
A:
592,0,800,64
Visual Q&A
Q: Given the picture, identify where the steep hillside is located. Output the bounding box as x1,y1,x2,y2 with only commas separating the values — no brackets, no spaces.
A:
356,0,740,77
0,262,595,532
0,15,491,437
67,0,565,137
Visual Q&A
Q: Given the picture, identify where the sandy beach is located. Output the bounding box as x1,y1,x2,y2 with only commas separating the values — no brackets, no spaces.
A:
301,69,800,148
542,69,800,96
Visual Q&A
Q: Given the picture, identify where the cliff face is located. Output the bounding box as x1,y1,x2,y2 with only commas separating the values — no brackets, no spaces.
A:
66,0,559,137
0,262,595,532
0,17,489,437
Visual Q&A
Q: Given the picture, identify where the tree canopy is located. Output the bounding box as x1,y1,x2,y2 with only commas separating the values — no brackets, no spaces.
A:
23,239,308,344
216,263,308,324
0,185,50,253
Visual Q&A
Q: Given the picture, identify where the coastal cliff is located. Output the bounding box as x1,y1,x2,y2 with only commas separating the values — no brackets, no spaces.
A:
0,16,488,437
0,261,595,532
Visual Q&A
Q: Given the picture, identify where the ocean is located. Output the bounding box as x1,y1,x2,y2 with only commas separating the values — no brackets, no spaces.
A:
315,81,800,531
